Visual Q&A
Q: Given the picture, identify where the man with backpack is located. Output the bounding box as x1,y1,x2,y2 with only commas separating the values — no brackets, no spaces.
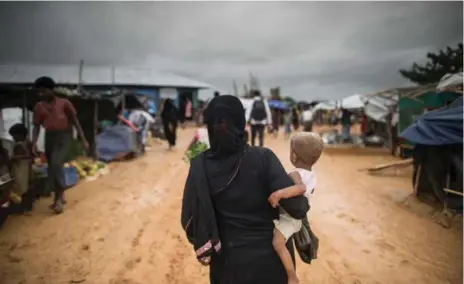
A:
245,90,272,147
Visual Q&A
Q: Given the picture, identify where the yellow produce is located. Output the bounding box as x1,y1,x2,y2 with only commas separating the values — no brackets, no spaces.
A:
10,192,22,204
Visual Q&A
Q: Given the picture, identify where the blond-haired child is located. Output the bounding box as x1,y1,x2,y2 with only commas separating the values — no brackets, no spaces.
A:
268,132,324,284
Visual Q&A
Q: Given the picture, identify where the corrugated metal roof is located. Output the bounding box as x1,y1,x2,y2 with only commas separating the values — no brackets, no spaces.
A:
0,64,211,89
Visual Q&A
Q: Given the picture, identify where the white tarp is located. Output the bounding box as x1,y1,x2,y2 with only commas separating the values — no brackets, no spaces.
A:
314,94,365,111
437,72,463,91
314,101,337,110
363,92,398,123
340,94,366,109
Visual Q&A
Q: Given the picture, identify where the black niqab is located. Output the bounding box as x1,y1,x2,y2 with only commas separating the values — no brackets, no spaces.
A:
203,95,247,194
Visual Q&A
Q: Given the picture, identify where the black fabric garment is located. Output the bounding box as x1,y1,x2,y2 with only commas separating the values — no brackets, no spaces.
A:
181,95,309,283
161,99,179,146
181,153,225,264
162,119,177,146
207,147,309,284
292,108,299,130
182,95,247,265
44,129,72,202
303,120,313,132
250,124,264,147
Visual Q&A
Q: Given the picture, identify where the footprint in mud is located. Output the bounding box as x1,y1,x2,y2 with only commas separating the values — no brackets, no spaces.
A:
125,256,142,270
375,239,396,252
337,212,360,223
132,228,144,248
165,234,190,283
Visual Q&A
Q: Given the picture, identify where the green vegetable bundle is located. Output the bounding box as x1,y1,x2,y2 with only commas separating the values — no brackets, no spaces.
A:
184,142,209,163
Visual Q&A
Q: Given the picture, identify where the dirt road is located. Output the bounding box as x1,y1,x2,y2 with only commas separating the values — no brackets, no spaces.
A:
0,128,462,284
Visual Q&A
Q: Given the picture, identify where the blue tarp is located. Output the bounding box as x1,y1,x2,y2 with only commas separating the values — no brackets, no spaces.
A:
400,97,463,146
268,100,289,110
97,125,138,162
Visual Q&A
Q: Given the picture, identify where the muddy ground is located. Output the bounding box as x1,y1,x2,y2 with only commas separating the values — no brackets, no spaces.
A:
0,127,462,284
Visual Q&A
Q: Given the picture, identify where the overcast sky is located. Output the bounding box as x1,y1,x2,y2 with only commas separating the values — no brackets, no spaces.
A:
0,1,462,100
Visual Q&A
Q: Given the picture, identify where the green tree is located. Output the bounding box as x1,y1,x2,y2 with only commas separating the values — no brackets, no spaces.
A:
399,43,463,85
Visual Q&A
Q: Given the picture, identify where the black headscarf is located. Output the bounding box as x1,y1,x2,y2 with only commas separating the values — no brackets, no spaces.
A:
203,95,246,159
203,95,248,194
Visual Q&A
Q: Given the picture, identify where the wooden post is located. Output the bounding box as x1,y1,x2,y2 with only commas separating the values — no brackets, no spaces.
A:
21,91,27,125
93,100,99,160
78,60,84,93
413,164,421,195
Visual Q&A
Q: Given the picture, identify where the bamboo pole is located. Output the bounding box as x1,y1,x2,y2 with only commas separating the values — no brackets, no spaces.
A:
413,164,421,195
93,100,99,160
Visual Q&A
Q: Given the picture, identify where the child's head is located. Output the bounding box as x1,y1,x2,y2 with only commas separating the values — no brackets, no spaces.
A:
9,123,28,142
290,132,323,169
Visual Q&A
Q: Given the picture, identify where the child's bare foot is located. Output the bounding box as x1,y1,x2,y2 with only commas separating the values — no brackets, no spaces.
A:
288,275,300,284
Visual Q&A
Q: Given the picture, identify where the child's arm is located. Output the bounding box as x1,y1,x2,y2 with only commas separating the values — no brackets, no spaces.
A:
268,172,306,208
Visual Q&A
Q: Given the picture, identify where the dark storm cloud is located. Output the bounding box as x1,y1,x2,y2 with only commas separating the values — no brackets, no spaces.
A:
0,1,462,100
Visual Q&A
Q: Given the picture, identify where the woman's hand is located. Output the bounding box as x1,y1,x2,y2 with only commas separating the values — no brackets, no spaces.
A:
268,191,282,208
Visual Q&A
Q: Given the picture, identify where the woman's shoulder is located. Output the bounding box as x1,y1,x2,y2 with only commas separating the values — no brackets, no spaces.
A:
244,146,277,162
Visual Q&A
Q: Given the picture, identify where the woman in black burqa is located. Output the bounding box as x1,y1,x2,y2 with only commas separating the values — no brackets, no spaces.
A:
161,99,179,149
181,95,309,284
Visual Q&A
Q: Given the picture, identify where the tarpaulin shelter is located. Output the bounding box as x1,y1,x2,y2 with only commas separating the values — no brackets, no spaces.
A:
314,94,366,111
400,97,463,210
437,72,463,92
268,100,289,110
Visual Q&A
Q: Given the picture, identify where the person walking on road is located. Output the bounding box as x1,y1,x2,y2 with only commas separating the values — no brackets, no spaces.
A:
245,90,272,147
181,95,309,284
32,76,89,214
161,99,179,150
301,106,315,132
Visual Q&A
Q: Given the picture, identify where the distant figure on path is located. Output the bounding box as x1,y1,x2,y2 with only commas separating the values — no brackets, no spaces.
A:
161,99,179,150
291,107,300,131
283,109,292,139
185,98,193,121
181,95,309,284
32,76,89,214
301,106,314,132
245,90,272,146
340,108,352,142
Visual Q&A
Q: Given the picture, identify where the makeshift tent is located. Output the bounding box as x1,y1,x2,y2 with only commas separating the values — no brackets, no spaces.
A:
340,94,365,109
268,100,289,110
314,94,366,111
401,98,463,210
437,72,463,91
400,96,463,146
96,125,139,162
363,93,398,123
314,101,337,111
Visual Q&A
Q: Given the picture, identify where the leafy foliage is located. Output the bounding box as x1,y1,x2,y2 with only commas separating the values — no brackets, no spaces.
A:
399,43,463,85
184,142,209,163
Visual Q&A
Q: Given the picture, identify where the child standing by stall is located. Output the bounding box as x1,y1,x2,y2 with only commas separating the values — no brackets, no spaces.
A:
9,123,35,213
